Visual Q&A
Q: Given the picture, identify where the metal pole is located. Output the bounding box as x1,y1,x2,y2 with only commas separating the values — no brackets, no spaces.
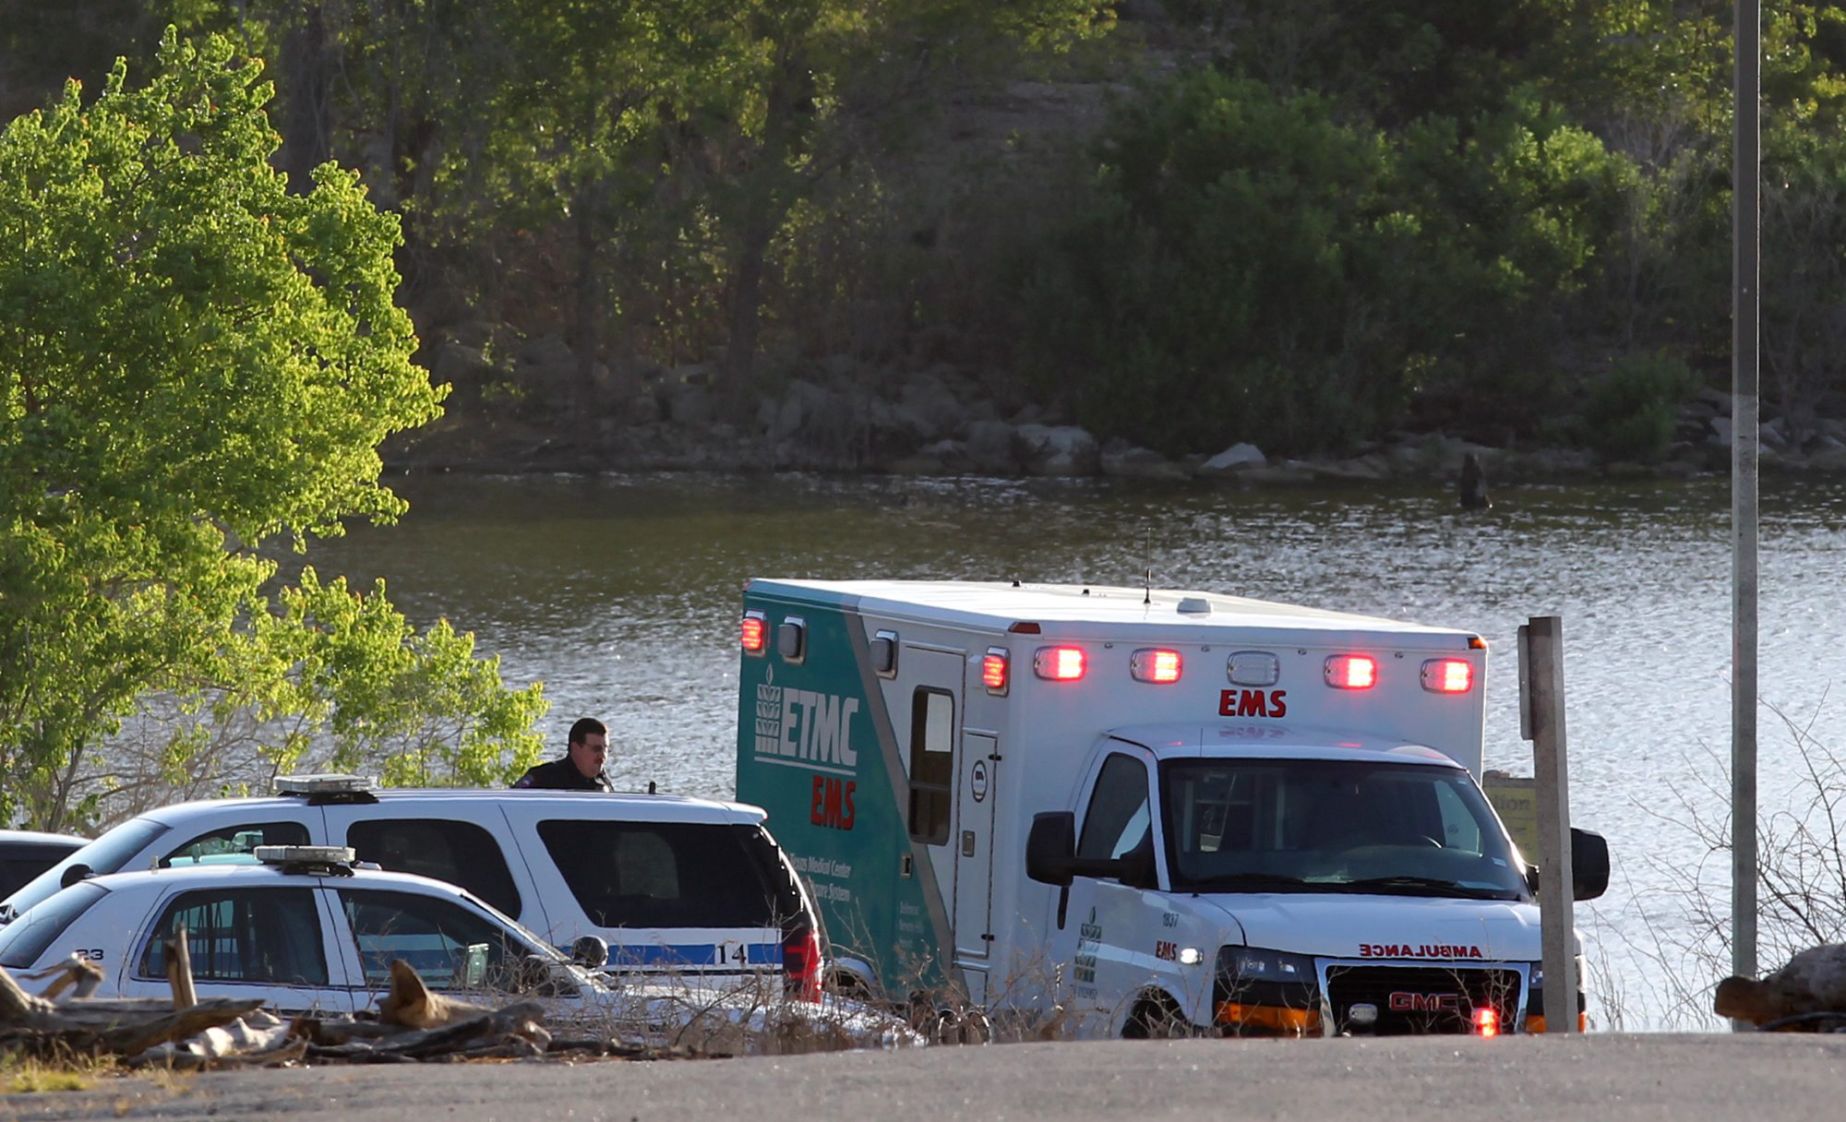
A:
1520,618,1578,1033
1732,0,1761,1013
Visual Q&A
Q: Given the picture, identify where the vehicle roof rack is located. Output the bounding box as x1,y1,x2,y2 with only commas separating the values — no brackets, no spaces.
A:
274,773,380,805
254,845,358,876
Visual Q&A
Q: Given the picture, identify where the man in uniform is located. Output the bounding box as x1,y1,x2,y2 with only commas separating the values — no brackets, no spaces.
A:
511,717,613,791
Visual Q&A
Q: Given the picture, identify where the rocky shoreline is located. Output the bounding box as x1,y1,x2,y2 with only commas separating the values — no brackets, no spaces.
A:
390,324,1846,488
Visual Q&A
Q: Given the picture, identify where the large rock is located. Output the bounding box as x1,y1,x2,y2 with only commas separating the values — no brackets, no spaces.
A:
897,371,967,443
965,420,1022,474
1200,442,1267,473
1101,441,1186,480
1016,424,1099,476
512,333,579,398
429,342,494,397
666,383,715,426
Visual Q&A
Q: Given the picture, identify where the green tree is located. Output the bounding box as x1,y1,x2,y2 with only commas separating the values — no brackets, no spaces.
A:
0,31,543,830
711,0,1113,394
1014,73,1408,456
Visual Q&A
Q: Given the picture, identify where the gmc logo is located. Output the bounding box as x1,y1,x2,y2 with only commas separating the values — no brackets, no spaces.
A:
1388,992,1468,1013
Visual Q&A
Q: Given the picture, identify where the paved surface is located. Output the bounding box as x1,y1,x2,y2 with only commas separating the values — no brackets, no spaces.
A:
4,1034,1844,1122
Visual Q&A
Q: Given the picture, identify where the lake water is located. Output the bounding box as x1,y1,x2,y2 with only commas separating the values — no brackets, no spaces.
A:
313,471,1846,1029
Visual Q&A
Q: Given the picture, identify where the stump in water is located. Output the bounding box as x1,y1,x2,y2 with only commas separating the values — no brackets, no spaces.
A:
1459,452,1491,510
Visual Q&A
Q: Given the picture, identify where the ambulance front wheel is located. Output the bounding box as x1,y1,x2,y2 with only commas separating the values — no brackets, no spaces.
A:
1123,993,1196,1039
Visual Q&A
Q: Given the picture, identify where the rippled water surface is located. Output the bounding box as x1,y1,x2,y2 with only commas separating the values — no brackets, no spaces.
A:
314,472,1846,1028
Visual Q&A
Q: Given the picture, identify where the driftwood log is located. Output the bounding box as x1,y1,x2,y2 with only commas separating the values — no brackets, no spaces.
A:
1716,944,1846,1029
377,958,492,1029
0,962,262,1057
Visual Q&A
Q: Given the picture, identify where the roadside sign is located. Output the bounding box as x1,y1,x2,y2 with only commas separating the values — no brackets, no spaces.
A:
1483,771,1539,863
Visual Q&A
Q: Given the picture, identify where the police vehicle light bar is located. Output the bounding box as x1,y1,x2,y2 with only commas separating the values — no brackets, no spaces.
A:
982,648,1010,694
1324,654,1377,690
275,774,377,796
1130,648,1182,684
255,845,356,866
740,611,767,654
1420,658,1473,693
1034,646,1086,682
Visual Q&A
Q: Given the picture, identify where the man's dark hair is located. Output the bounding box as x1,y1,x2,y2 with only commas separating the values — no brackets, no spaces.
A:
568,717,607,745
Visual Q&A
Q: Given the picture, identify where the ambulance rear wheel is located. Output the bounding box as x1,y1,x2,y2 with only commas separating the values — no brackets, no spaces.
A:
1124,994,1194,1039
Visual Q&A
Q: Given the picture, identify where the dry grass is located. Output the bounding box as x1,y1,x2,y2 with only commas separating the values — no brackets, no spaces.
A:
0,1051,117,1094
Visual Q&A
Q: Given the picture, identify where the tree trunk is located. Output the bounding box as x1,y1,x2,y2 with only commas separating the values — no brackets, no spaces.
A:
281,3,332,194
572,187,601,412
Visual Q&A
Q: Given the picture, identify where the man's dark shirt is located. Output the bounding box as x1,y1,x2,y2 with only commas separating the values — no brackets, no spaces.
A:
511,756,611,791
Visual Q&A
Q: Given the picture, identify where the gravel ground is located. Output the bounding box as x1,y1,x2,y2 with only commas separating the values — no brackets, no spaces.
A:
5,1033,1846,1122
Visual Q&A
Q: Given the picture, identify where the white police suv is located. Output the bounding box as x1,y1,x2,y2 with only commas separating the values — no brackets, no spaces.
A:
0,777,824,1002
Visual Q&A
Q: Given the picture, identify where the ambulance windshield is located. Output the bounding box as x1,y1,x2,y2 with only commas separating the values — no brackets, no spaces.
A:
1158,759,1529,900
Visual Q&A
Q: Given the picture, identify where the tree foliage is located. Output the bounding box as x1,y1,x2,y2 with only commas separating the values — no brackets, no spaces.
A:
0,31,543,830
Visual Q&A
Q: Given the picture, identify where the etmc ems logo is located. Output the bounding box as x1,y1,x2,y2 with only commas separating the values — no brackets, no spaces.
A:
750,666,862,772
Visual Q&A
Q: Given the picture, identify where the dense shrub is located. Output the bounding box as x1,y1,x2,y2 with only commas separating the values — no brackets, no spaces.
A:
1578,352,1699,463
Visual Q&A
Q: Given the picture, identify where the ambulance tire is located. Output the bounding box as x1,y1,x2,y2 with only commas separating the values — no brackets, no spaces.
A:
1123,993,1195,1039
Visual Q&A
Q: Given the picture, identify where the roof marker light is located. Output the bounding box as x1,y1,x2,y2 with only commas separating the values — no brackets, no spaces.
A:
1034,646,1087,682
982,648,1010,694
1324,654,1377,690
740,611,767,654
1131,648,1183,684
1421,658,1474,694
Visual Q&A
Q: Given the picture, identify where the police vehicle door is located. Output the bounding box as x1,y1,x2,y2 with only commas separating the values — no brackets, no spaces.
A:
124,884,358,1016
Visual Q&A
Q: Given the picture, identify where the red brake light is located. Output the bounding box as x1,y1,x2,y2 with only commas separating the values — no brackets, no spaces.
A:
1472,1005,1500,1037
1324,654,1377,690
982,648,1010,693
1034,646,1087,681
1421,658,1473,694
1131,648,1183,684
783,924,823,1003
740,614,767,654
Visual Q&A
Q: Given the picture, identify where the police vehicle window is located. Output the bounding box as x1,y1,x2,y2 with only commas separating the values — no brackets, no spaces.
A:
0,882,109,970
138,888,328,986
1078,755,1151,860
3,817,166,921
907,688,954,845
339,889,524,991
0,839,83,900
537,821,794,930
163,822,310,867
344,819,522,919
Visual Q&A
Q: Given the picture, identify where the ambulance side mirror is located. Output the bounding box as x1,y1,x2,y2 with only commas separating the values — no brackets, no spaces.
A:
1520,827,1611,903
1570,828,1610,901
1026,812,1078,887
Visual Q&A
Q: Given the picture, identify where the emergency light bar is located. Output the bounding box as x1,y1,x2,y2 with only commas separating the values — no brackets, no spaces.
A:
255,845,356,866
1034,646,1086,682
1420,658,1473,693
982,648,1010,694
275,774,376,796
1130,648,1182,684
740,612,767,654
1324,654,1377,690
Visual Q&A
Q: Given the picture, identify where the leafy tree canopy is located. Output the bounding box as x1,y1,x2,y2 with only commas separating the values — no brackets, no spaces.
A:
0,30,543,830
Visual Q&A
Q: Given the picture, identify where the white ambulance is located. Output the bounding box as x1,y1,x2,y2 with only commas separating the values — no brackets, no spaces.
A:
733,579,1608,1038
